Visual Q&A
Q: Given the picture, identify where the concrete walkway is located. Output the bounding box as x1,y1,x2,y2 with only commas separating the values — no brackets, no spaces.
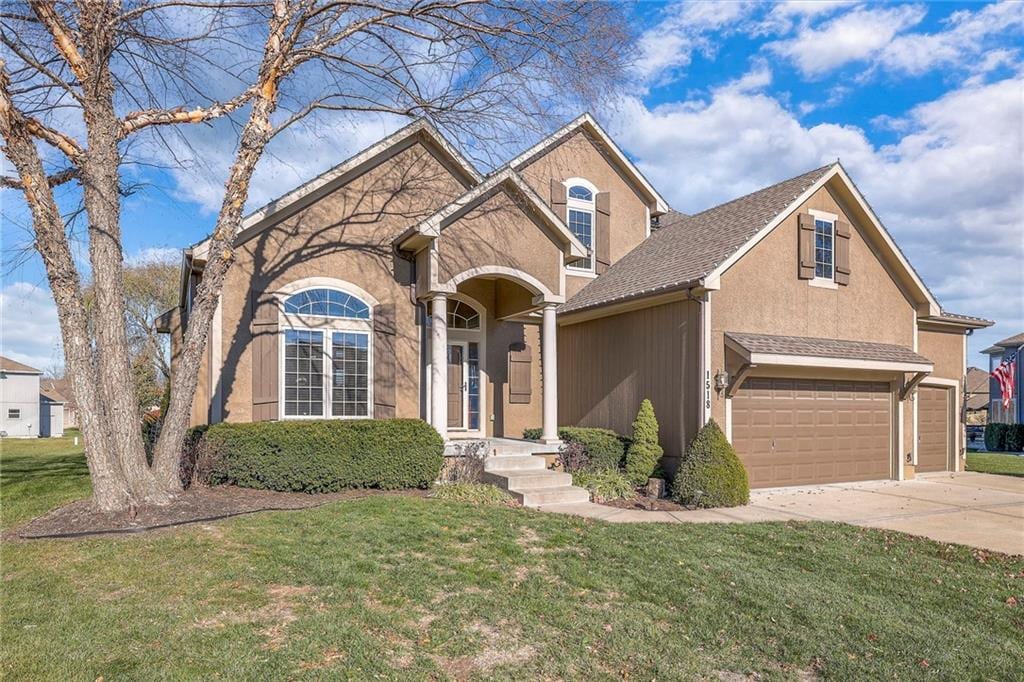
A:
538,472,1024,555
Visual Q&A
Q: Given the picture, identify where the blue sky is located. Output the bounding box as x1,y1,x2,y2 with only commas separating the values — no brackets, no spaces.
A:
1,0,1022,372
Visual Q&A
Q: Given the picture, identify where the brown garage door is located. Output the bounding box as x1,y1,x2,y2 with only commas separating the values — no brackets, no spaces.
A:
732,378,892,488
917,386,951,472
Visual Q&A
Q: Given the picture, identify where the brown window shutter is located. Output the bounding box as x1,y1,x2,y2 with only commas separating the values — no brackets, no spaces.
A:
373,302,397,419
834,219,851,285
595,191,611,274
550,178,567,223
508,342,532,404
250,291,279,421
797,213,816,279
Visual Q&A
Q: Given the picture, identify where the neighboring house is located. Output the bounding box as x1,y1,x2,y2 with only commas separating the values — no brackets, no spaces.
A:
964,367,990,425
0,356,64,438
159,114,991,489
983,332,1024,425
41,378,77,428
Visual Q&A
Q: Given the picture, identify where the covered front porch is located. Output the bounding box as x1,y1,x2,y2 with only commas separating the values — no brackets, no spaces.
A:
395,168,588,445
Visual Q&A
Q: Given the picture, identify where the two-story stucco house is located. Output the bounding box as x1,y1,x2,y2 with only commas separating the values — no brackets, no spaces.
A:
0,356,65,438
159,114,991,492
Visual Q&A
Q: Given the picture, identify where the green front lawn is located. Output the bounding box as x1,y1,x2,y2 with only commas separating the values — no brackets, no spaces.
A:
2,438,1022,679
967,451,1024,477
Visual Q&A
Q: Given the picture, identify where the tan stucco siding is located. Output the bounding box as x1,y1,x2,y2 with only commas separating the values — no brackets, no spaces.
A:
435,189,563,297
710,184,917,427
215,142,465,424
558,299,700,472
518,130,650,265
919,328,965,382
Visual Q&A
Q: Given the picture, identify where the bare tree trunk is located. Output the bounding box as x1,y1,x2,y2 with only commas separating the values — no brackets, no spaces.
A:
0,67,132,512
74,3,171,504
150,94,279,489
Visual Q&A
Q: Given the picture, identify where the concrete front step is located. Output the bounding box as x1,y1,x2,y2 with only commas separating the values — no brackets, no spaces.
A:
511,485,591,507
483,455,548,472
482,470,572,491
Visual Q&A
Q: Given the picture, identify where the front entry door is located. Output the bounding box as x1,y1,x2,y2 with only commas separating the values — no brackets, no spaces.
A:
447,344,465,429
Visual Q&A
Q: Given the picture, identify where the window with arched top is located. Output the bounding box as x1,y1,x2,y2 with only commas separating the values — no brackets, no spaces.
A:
279,286,372,419
565,178,597,272
447,300,480,329
284,288,370,319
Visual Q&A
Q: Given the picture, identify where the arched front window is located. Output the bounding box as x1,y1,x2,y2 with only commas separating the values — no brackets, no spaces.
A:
284,288,370,319
565,178,596,272
447,300,480,329
280,286,372,419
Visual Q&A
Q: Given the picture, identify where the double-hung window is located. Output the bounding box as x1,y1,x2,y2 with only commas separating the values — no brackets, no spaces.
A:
565,180,597,272
281,287,372,418
814,218,834,280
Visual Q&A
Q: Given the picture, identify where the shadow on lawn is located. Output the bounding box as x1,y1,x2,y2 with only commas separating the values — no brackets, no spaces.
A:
0,454,90,484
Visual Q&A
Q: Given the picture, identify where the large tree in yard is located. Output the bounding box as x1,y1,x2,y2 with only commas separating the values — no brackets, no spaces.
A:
0,0,632,511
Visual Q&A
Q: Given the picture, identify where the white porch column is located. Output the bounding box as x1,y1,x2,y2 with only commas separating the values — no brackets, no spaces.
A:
430,292,448,439
541,303,559,444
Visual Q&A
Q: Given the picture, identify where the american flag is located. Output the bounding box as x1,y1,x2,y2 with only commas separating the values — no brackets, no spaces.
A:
991,350,1018,409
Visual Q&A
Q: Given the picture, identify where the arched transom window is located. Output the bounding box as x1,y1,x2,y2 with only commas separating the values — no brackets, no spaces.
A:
447,300,480,329
284,288,370,319
565,178,596,272
280,286,372,419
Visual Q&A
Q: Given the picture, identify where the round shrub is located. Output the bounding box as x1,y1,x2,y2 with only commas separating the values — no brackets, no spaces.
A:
523,426,625,471
625,399,664,485
201,418,443,492
672,419,749,508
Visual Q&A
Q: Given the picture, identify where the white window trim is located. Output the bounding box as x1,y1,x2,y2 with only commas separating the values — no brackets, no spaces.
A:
276,282,375,421
564,177,598,274
809,208,838,288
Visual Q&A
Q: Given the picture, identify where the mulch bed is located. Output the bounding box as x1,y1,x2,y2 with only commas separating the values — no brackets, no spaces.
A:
600,496,690,512
10,486,428,540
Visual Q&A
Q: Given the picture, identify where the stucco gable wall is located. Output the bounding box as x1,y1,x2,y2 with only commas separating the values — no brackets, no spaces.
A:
710,184,917,427
214,141,467,424
517,130,651,296
918,329,965,382
435,188,564,299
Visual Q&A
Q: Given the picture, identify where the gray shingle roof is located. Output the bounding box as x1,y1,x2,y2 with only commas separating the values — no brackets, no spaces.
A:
965,367,989,411
992,332,1024,349
726,332,932,366
559,164,835,314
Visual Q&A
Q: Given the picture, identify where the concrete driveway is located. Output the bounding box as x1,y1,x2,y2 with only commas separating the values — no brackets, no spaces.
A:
544,471,1023,555
748,471,1024,556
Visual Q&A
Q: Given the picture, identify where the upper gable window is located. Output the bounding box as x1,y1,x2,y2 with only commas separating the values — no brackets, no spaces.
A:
565,178,597,273
568,185,593,201
284,288,370,319
814,219,834,280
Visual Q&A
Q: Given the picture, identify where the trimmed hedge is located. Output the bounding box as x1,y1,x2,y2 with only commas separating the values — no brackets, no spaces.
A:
200,419,443,492
1005,424,1024,452
985,423,1009,452
523,426,626,471
672,419,749,508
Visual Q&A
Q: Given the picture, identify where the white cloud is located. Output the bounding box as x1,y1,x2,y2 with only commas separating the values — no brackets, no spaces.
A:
768,4,927,77
126,246,181,265
0,281,63,373
878,1,1024,76
634,1,755,85
607,75,1024,363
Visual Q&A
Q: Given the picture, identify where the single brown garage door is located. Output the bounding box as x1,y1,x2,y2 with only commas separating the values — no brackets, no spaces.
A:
917,386,951,472
732,377,892,488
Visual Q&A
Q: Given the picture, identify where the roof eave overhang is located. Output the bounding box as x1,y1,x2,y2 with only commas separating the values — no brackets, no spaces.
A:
724,336,933,374
919,316,994,331
509,113,670,216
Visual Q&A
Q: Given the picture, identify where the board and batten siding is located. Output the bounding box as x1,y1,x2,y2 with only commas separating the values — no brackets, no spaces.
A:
558,299,700,473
